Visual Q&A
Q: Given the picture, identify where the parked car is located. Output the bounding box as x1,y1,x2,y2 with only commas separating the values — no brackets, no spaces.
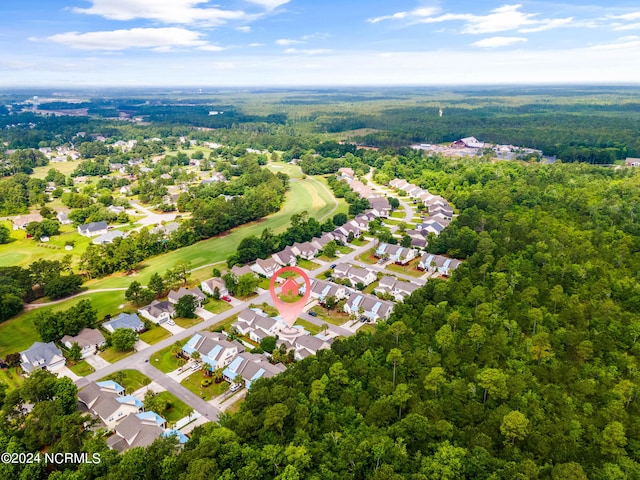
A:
191,363,200,371
167,319,175,326
230,383,242,392
308,311,317,317
222,295,232,302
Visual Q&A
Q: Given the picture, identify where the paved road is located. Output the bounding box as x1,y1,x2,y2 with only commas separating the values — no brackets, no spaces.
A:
365,170,414,224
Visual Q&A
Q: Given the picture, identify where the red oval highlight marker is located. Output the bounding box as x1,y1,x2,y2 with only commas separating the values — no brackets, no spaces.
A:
269,266,311,327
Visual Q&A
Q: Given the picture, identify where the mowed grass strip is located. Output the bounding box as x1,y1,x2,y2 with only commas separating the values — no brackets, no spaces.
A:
155,391,192,424
150,340,187,373
139,325,172,345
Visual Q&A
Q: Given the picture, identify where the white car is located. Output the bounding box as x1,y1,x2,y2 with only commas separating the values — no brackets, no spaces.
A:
191,363,200,371
230,383,242,392
167,319,175,326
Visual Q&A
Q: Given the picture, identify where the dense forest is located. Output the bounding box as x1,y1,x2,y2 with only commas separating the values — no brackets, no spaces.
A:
3,155,640,478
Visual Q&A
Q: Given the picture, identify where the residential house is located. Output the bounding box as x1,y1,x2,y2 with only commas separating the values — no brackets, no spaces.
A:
12,213,43,230
272,246,297,266
107,412,167,452
338,167,354,178
310,233,334,250
251,258,281,278
78,221,108,237
291,241,319,260
103,312,145,334
138,300,175,324
56,211,72,225
93,230,125,245
167,287,206,307
107,205,125,215
222,352,286,389
407,186,424,198
201,277,228,297
417,253,462,275
292,335,332,360
182,331,245,370
368,197,391,217
20,342,65,374
428,205,454,220
405,229,428,248
332,264,376,287
231,264,256,278
61,328,106,358
233,308,287,343
78,381,143,429
344,294,394,322
625,157,640,167
385,245,418,265
151,222,180,236
336,222,361,240
390,178,409,190
375,242,390,258
303,279,350,302
374,276,421,301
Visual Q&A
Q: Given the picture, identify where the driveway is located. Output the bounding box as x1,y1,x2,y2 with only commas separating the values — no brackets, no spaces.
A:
84,354,110,371
134,339,151,352
56,366,81,382
160,322,185,335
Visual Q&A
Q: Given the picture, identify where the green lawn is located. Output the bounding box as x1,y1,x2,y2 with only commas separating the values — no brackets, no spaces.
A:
174,316,203,329
68,360,95,376
84,175,335,290
384,258,424,277
390,210,405,218
350,238,369,247
294,319,322,335
139,326,172,345
202,299,233,314
0,368,25,390
357,248,379,265
225,398,244,414
317,254,338,262
180,372,229,401
100,369,151,394
315,175,349,217
309,306,351,326
155,391,192,425
0,290,128,358
337,245,352,254
258,277,271,290
100,347,134,363
362,281,379,295
0,224,93,269
297,258,320,270
31,160,83,178
358,324,377,335
150,340,187,373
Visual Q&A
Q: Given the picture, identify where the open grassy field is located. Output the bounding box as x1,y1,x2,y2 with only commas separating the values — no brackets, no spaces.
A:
31,160,83,178
0,221,93,268
314,175,349,217
84,174,335,290
0,290,126,358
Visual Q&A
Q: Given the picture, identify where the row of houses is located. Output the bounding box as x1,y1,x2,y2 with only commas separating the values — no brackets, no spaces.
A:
374,243,419,265
337,168,392,218
78,380,187,452
417,253,462,275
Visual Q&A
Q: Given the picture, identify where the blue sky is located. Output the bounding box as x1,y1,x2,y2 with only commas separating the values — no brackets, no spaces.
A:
1,0,639,86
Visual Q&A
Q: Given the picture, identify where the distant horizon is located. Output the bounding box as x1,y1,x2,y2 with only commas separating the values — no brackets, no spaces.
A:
2,1,639,87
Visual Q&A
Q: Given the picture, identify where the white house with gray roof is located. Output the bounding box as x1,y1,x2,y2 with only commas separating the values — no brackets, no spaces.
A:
374,276,421,301
20,342,65,374
138,300,175,324
78,381,143,429
344,294,394,323
222,352,286,389
103,312,145,334
182,331,244,370
78,221,108,237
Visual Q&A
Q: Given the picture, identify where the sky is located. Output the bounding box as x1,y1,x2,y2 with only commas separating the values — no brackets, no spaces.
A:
1,0,640,87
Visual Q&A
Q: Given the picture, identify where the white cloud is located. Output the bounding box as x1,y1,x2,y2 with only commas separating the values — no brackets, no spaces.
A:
472,36,528,48
48,27,209,51
199,45,226,52
237,26,252,33
244,0,290,9
284,48,332,55
369,4,573,35
587,36,640,50
609,12,640,21
612,22,640,31
72,0,249,25
368,7,439,24
248,42,263,47
275,38,302,45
